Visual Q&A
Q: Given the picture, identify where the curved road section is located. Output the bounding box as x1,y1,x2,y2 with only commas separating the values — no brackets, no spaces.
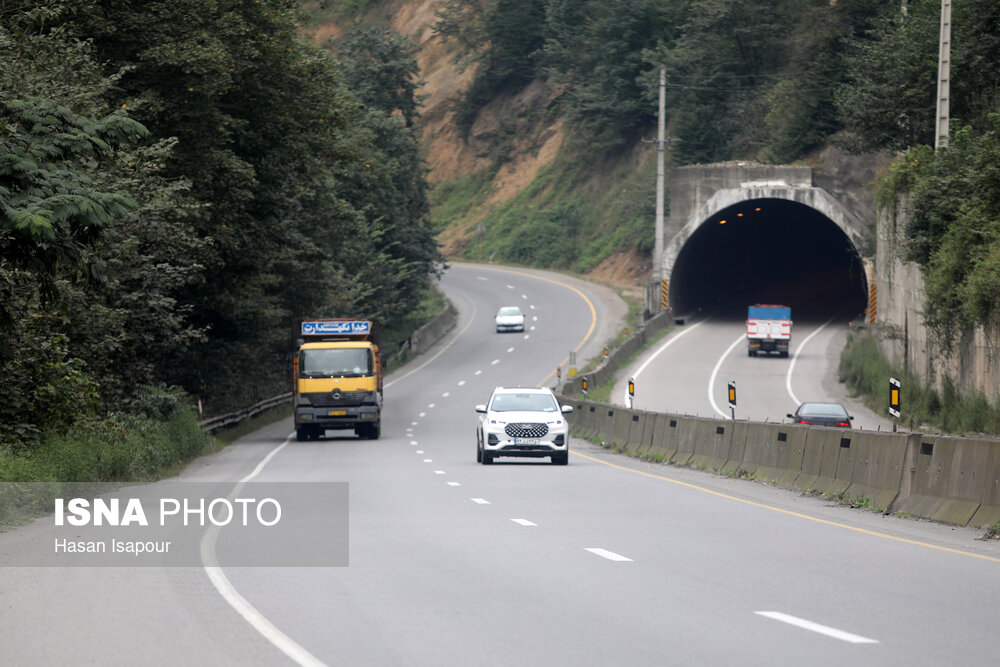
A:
2,263,998,666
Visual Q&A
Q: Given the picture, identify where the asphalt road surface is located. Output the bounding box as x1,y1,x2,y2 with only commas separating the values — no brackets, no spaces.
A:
612,312,895,431
2,263,998,667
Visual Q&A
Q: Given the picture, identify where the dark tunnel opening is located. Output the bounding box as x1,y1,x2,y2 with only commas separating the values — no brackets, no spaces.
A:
669,199,868,323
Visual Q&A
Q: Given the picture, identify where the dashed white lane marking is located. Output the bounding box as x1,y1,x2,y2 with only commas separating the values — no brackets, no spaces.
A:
523,335,530,340
530,304,536,310
491,359,499,365
416,450,424,454
529,326,536,331
477,276,488,281
471,498,491,505
532,315,538,321
585,548,633,562
434,470,445,475
411,421,418,426
755,612,879,644
511,519,537,526
423,459,432,463
506,347,514,353
410,441,418,445
458,380,466,386
506,284,514,289
447,482,461,487
521,294,527,299
428,403,435,408
419,411,426,417
442,392,450,397
474,370,482,375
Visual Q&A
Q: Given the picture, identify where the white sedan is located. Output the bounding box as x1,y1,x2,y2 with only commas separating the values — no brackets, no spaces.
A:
495,306,525,333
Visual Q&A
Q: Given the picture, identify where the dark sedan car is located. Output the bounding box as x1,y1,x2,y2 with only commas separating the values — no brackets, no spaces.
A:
787,402,853,427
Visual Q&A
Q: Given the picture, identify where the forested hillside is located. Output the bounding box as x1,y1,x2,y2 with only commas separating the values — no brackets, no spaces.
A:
364,0,1000,344
0,0,440,468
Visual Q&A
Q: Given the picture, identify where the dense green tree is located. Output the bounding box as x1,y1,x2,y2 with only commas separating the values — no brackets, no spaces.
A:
544,0,676,151
885,119,1000,344
837,0,1000,153
332,23,422,126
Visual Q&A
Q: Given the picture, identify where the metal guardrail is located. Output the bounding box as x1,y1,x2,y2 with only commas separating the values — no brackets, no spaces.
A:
199,392,292,433
196,299,457,435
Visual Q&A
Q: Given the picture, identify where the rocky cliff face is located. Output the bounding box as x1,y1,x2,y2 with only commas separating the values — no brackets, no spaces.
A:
310,1,651,286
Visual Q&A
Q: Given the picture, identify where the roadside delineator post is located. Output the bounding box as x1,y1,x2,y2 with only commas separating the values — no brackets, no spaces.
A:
889,377,901,432
728,381,737,420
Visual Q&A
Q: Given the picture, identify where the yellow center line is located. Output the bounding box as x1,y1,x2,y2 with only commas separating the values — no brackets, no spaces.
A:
571,449,1000,563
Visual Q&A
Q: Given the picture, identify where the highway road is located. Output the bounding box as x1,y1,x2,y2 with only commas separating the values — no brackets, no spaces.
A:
612,312,895,431
2,263,999,666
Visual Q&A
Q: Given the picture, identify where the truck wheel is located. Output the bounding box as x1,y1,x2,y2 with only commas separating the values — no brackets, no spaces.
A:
780,351,789,358
748,349,756,357
296,428,308,442
368,421,381,440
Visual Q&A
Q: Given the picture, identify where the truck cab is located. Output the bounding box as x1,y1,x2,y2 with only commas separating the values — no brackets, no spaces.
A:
293,319,382,440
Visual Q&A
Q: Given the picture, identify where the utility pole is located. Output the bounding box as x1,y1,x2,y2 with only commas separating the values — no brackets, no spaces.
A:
653,66,665,285
935,0,952,149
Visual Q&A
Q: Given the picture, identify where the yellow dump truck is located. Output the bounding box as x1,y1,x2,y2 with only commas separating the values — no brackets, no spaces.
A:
292,319,382,441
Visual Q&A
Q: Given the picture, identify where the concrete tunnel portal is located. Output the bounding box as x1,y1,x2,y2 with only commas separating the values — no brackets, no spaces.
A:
667,198,868,323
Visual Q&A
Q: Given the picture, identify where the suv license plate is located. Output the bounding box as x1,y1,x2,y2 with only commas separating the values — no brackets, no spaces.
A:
514,438,540,445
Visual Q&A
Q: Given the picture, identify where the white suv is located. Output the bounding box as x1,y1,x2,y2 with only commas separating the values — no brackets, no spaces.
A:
475,387,573,465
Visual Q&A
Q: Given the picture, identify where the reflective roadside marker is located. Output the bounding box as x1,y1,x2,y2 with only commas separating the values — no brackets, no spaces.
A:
728,381,736,409
889,377,901,418
628,378,635,399
582,377,589,394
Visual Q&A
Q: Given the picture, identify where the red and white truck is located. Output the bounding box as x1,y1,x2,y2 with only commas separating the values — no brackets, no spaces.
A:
746,304,792,357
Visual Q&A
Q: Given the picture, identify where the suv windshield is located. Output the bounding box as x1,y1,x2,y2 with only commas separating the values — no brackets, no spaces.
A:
498,307,522,317
490,393,558,412
300,348,372,378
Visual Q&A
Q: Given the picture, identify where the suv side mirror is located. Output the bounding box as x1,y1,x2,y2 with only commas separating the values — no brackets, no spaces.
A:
561,405,574,414
475,405,487,413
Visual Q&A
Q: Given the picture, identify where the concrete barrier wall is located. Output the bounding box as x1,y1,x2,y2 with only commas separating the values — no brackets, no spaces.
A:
688,418,735,472
722,421,750,475
668,416,703,466
561,380,1000,530
740,422,805,486
894,436,1000,527
647,414,680,463
798,428,851,497
843,430,909,512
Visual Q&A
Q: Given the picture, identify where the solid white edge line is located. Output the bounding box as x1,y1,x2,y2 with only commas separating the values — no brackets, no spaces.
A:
755,611,879,644
708,334,747,418
785,316,836,407
200,435,328,667
584,548,633,562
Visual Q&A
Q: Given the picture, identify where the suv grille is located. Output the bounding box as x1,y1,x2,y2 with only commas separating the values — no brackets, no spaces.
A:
505,423,548,438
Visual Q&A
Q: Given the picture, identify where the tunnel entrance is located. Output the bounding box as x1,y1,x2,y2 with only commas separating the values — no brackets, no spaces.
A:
669,198,867,322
